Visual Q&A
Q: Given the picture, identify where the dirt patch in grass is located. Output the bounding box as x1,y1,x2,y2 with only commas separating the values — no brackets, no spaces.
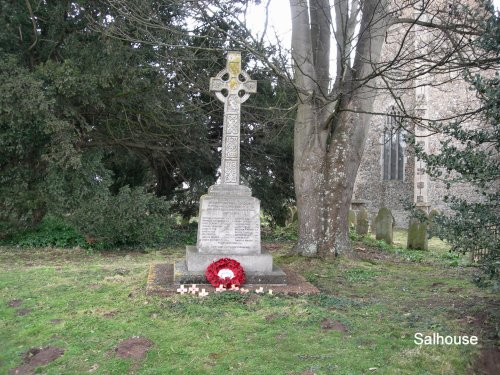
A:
102,311,117,318
320,318,348,333
474,347,500,375
9,363,33,375
208,352,220,360
16,308,31,316
8,299,22,308
21,347,64,367
430,282,446,288
50,319,63,325
353,245,399,263
115,337,153,360
447,297,499,338
265,313,279,322
9,347,64,375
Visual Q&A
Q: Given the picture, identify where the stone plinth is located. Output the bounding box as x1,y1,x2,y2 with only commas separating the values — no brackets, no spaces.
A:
147,264,316,296
179,184,286,284
175,257,286,284
197,185,260,255
186,246,273,272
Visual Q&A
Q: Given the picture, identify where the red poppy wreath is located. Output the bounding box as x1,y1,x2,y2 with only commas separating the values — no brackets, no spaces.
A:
205,258,246,288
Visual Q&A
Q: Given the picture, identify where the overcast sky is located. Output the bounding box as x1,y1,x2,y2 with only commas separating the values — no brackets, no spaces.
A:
245,0,500,51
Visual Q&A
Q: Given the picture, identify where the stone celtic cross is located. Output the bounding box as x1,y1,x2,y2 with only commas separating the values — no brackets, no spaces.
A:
210,51,257,185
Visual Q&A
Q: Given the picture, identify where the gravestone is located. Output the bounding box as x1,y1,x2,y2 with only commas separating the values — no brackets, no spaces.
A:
356,208,369,236
348,210,357,228
428,209,440,239
375,207,393,244
177,51,286,284
407,210,428,250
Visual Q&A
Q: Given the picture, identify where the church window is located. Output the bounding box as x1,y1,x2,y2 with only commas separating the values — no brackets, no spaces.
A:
383,106,404,181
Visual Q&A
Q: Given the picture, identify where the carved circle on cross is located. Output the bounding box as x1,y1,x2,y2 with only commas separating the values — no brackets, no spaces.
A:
211,69,254,104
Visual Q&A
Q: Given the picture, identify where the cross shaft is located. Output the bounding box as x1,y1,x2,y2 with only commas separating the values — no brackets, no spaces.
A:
209,51,257,184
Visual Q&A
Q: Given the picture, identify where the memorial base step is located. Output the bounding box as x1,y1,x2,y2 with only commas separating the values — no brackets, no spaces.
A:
185,245,276,272
175,258,287,285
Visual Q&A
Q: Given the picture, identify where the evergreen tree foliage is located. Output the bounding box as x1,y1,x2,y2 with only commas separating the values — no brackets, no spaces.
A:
0,1,295,244
414,2,499,284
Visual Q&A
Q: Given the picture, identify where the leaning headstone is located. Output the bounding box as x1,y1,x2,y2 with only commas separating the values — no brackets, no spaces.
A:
407,210,428,250
176,51,285,284
428,209,440,238
356,208,369,235
348,210,357,229
375,207,393,244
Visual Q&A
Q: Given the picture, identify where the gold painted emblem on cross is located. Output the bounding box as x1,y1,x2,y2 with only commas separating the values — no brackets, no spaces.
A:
209,51,257,104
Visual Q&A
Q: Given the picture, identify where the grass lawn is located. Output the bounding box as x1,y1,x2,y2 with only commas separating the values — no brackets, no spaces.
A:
0,231,498,374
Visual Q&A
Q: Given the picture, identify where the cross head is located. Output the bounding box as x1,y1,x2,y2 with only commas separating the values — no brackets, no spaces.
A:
209,51,257,184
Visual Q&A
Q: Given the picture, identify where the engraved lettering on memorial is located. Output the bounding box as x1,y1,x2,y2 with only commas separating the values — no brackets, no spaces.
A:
198,196,258,249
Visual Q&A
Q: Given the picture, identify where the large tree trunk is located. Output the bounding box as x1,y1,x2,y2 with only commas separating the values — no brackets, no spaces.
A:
320,103,372,256
290,0,389,257
293,101,326,256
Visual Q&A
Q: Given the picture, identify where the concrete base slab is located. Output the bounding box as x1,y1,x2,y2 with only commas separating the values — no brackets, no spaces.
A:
146,263,319,296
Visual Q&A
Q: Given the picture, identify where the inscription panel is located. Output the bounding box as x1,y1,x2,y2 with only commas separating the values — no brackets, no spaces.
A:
197,195,260,254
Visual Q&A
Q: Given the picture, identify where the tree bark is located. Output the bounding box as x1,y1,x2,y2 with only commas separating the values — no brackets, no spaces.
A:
293,101,326,255
290,0,390,257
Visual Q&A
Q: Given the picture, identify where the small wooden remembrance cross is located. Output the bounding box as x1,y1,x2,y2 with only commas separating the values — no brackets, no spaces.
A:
210,51,257,184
